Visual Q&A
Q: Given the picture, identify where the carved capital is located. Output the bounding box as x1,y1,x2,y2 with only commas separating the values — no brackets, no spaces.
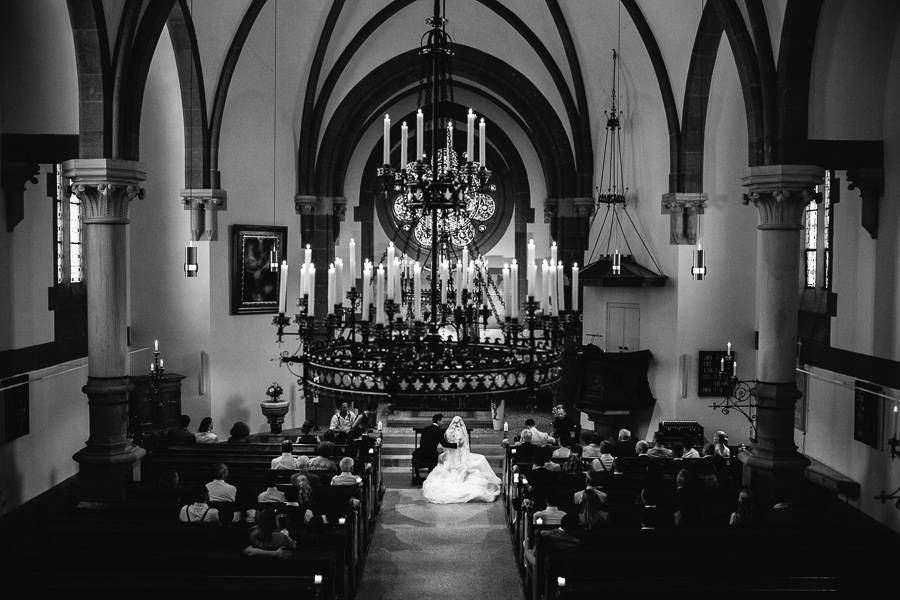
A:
333,196,348,222
180,188,228,241
741,165,823,230
544,198,559,224
294,195,317,216
661,192,707,245
846,167,884,239
572,197,595,218
62,159,146,224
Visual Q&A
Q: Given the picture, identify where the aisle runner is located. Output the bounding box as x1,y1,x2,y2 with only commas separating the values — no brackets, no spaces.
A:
355,488,524,600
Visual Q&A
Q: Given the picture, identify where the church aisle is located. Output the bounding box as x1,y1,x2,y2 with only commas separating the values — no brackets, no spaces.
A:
355,485,524,600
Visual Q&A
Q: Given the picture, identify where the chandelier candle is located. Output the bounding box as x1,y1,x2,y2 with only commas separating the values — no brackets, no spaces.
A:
383,114,390,165
349,238,356,282
308,263,316,317
556,261,564,313
362,262,372,313
304,244,311,266
479,118,486,166
511,260,520,318
327,264,335,310
440,259,449,304
571,263,579,311
278,260,289,314
375,264,385,324
400,121,408,167
467,109,475,161
416,109,424,159
414,262,422,321
335,258,344,307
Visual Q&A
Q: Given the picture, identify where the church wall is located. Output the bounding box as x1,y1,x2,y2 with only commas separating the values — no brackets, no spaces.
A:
129,27,213,428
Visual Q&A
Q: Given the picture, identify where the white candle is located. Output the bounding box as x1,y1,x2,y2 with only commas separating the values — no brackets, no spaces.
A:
467,109,475,162
349,238,356,282
551,241,557,265
479,118,486,166
400,121,408,167
571,263,579,311
394,256,402,301
541,260,550,313
159,359,164,369
527,239,536,296
413,261,422,321
556,261,564,313
502,263,510,316
727,342,732,356
327,264,336,311
549,261,558,315
441,259,449,304
335,258,344,307
416,109,424,160
893,405,898,439
467,263,475,295
154,339,158,352
732,361,737,376
278,260,289,314
386,244,395,300
362,264,372,318
376,264,385,324
383,114,390,165
510,259,519,319
721,357,725,371
304,244,312,266
150,363,155,372
308,263,316,316
455,259,463,299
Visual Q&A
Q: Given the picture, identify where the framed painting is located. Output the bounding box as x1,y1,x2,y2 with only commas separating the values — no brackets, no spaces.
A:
231,225,287,315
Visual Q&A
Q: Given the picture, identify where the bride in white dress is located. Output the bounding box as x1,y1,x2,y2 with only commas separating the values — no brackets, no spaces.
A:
422,416,502,504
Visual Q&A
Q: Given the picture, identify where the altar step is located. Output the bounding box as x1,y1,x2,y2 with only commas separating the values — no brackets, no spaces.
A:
378,429,508,475
382,408,495,431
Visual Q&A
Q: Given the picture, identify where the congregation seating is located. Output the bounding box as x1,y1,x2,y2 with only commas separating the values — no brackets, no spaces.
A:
0,436,384,597
500,443,891,596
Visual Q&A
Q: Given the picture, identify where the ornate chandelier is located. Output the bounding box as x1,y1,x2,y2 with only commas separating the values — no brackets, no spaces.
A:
273,0,580,409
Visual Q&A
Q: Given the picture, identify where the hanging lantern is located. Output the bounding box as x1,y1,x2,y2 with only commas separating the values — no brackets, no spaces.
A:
691,244,706,280
270,248,280,272
184,241,198,277
612,250,622,275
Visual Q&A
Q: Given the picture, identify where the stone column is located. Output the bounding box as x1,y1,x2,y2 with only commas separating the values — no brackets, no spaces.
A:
740,165,823,499
63,159,147,499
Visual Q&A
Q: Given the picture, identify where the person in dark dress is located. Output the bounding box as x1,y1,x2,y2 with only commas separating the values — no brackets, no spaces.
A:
551,404,580,448
165,414,195,445
411,414,457,482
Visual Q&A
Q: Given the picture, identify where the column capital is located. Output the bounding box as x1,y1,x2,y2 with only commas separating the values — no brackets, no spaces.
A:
543,197,558,224
741,165,823,230
180,188,228,241
572,197,595,218
294,194,317,216
660,191,707,214
62,159,146,224
661,192,707,245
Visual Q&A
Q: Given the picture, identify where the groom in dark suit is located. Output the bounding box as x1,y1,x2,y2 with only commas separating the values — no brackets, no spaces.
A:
411,414,457,482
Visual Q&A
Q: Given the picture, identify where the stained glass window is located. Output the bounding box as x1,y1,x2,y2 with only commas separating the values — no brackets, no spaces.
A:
805,170,833,290
55,164,83,284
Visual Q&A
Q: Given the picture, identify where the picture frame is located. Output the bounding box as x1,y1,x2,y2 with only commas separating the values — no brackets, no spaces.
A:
231,224,288,315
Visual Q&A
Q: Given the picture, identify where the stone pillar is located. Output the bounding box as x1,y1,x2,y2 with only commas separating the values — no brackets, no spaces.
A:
63,159,148,499
740,165,822,500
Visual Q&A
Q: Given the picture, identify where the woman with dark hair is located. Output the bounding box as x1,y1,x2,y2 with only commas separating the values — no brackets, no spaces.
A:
286,474,314,523
308,441,339,470
227,421,251,443
195,417,218,444
578,487,610,530
729,487,759,528
155,469,182,502
243,508,295,557
297,419,320,444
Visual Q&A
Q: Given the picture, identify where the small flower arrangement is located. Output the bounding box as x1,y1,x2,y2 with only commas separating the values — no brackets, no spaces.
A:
265,382,284,401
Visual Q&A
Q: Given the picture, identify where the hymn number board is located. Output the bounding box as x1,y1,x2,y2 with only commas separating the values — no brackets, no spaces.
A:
853,381,881,448
698,351,734,397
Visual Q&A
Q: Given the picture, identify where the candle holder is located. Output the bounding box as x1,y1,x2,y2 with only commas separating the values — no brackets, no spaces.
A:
708,365,758,443
148,345,168,406
874,436,900,509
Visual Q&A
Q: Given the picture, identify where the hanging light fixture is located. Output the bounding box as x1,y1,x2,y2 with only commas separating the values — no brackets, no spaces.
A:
183,0,198,278
691,0,707,282
581,10,665,289
269,0,280,273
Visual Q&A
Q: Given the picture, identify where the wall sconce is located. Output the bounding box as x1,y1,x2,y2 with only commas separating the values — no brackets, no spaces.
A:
184,241,198,277
691,244,706,280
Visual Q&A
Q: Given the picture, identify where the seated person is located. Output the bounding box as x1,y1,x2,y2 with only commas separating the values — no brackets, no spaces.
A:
258,471,286,503
194,416,218,444
581,433,605,458
330,457,362,486
348,419,378,460
505,429,539,462
646,431,674,459
672,442,685,460
538,512,582,550
165,414,196,445
702,442,716,458
179,483,220,524
590,440,616,473
533,492,567,526
329,402,356,435
243,508,295,558
551,404,580,449
715,431,732,458
296,419,321,445
611,428,635,458
285,475,314,524
578,487,609,530
729,487,758,527
227,421,251,443
682,441,700,459
764,484,804,529
635,440,651,461
154,469,182,502
639,486,667,530
573,469,609,505
670,468,703,527
308,441,340,470
292,455,322,486
561,453,584,474
523,418,556,447
206,462,237,503
271,439,300,470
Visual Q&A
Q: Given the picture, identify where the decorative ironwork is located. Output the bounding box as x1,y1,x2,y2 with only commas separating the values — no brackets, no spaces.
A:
707,355,757,442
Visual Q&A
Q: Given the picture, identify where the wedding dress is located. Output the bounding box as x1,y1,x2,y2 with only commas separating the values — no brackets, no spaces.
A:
422,416,501,504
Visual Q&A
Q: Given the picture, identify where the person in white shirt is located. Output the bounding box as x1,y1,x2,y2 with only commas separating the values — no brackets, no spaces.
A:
258,472,286,503
330,457,362,486
206,462,237,502
524,418,555,447
271,440,300,470
682,442,701,459
715,431,732,458
329,402,356,434
179,484,220,524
